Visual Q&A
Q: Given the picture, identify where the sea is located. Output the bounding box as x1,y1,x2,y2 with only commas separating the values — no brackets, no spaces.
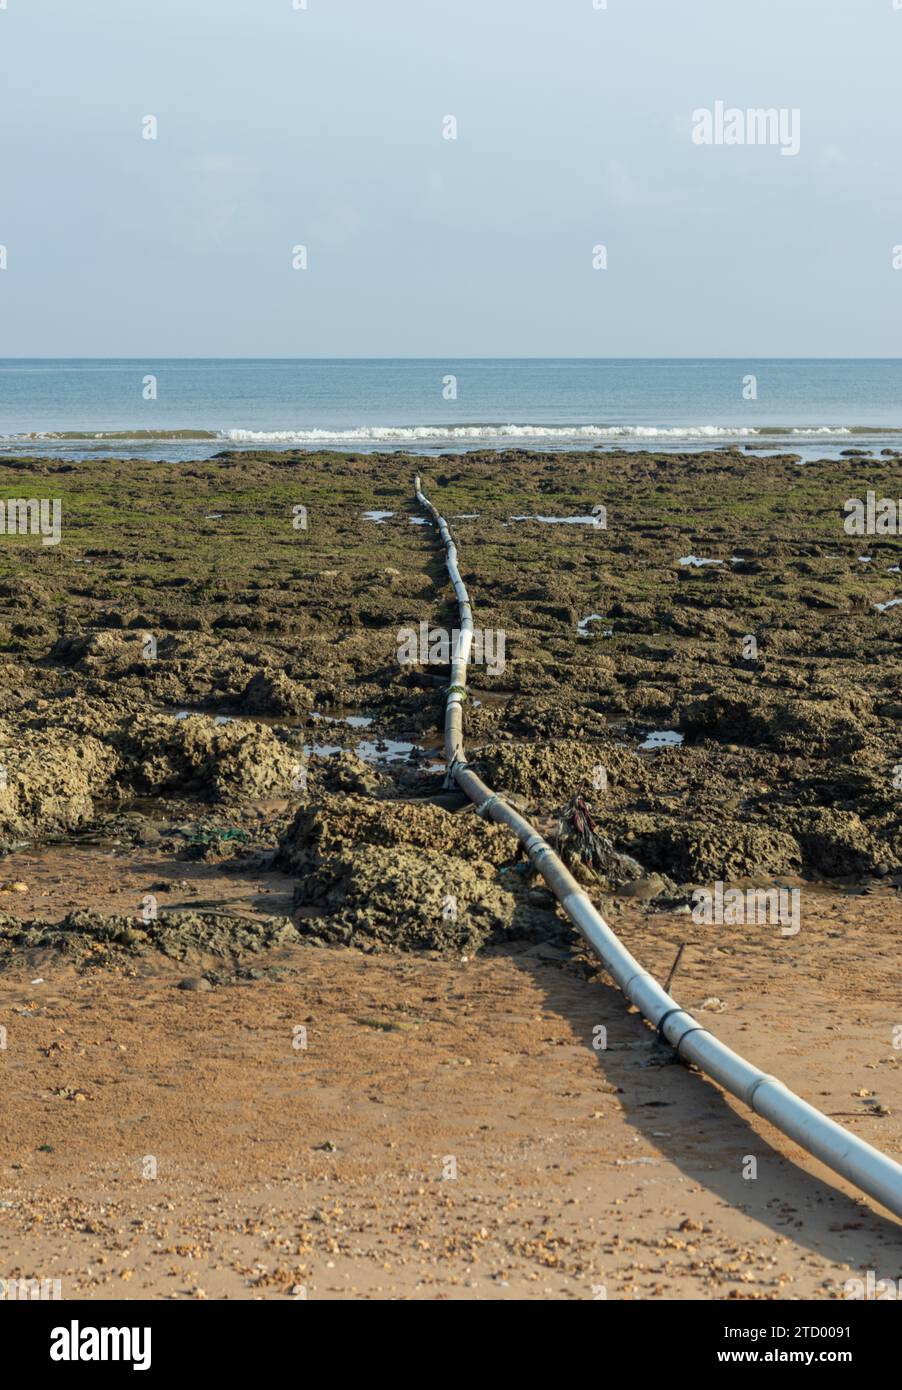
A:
0,358,900,464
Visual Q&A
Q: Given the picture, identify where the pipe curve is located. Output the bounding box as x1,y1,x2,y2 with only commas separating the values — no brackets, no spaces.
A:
414,472,902,1222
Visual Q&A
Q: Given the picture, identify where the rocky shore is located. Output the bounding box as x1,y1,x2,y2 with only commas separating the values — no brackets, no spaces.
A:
0,446,899,964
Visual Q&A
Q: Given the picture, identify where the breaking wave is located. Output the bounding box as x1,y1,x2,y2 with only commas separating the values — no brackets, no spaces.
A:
2,429,219,441
2,424,892,449
223,424,762,443
220,423,871,444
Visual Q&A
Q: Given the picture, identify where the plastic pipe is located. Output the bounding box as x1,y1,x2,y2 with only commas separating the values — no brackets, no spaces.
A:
414,473,902,1220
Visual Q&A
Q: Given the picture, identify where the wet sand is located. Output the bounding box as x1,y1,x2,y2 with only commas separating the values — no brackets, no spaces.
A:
2,887,901,1299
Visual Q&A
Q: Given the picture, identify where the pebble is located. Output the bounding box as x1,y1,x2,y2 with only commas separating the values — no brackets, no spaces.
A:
618,875,666,901
177,977,212,992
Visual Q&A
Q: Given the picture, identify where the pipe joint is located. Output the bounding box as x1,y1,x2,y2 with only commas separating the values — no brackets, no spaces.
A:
746,1073,781,1111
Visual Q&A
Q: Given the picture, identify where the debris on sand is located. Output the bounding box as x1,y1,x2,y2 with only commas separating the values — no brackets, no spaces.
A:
554,794,646,890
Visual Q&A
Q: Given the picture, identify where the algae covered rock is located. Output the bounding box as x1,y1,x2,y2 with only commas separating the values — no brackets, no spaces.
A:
114,713,304,802
277,792,514,873
789,808,900,877
0,908,300,966
618,819,802,881
293,846,522,953
0,725,119,841
238,670,312,717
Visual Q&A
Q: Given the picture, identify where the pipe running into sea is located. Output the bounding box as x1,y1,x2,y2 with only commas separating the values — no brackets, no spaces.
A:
413,472,902,1221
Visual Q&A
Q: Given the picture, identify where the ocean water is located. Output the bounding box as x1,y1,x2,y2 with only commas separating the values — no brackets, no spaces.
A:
0,358,899,463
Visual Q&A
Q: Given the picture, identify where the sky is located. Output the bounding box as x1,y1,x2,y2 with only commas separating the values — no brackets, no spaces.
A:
0,0,900,357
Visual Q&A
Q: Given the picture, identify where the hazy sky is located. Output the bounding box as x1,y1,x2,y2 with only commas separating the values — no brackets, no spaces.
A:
1,0,900,357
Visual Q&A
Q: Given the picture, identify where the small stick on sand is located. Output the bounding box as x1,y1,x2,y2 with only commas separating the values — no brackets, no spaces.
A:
663,943,686,996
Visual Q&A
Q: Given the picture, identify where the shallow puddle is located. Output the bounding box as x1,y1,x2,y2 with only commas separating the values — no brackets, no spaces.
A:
511,514,601,526
310,711,373,729
306,736,442,768
638,730,684,751
578,614,613,638
167,706,376,732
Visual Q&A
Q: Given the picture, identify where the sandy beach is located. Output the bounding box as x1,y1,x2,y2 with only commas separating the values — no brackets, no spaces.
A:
0,446,900,1298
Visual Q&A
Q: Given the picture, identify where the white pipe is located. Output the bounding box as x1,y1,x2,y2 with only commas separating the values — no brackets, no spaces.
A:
413,472,902,1221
